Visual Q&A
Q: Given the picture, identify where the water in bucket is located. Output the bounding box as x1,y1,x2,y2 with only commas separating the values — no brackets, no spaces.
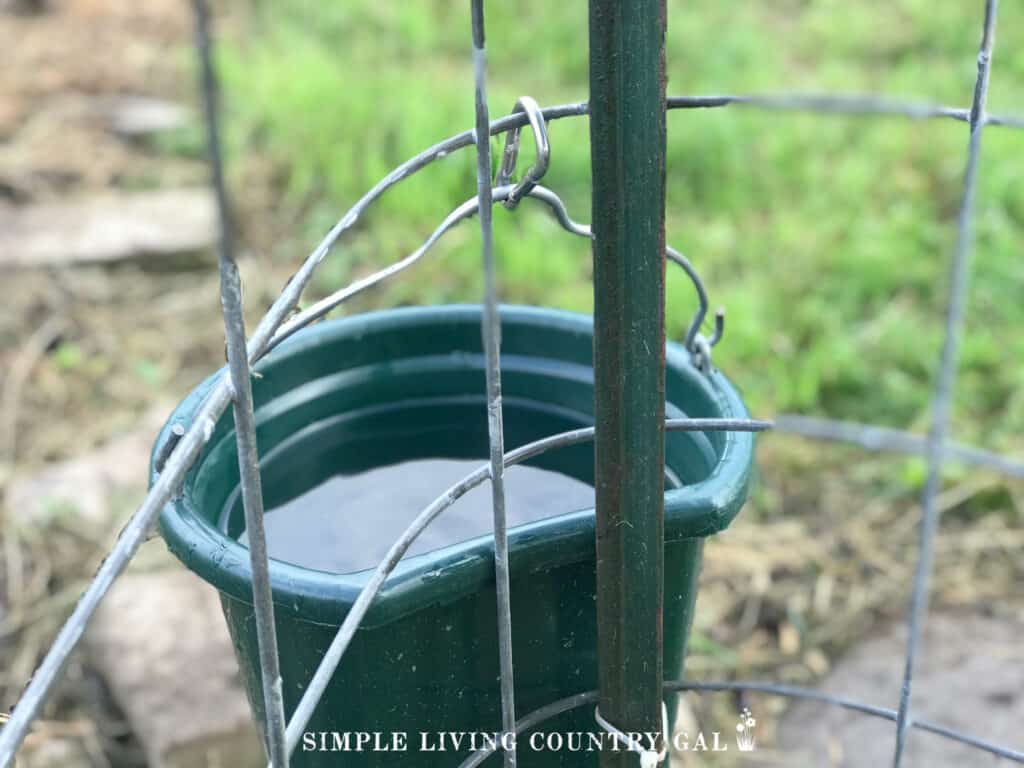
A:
240,460,595,573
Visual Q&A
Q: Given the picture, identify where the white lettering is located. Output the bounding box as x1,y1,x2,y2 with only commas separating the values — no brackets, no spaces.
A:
419,732,437,752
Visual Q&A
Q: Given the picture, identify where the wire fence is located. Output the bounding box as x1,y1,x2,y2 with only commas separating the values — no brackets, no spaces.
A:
0,0,1021,766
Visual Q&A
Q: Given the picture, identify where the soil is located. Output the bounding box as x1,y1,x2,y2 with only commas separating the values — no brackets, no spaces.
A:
0,0,289,469
0,2,248,764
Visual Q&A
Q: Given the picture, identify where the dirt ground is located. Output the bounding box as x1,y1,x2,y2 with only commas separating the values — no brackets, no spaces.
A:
0,1,269,763
1,2,1022,767
1,0,207,458
0,0,294,464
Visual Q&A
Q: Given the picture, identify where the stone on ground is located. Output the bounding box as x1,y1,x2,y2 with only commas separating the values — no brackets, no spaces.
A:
17,737,93,768
0,189,215,267
6,409,166,527
85,567,264,768
778,612,1024,767
8,417,264,768
99,96,189,138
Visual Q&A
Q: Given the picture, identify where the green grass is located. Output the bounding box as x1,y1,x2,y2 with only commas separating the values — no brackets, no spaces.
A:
215,0,1024,454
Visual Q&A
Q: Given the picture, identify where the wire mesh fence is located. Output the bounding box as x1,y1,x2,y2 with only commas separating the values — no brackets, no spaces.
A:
0,0,1021,766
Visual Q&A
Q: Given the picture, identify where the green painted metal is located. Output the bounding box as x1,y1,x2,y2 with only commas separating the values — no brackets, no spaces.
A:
588,0,669,763
154,306,752,766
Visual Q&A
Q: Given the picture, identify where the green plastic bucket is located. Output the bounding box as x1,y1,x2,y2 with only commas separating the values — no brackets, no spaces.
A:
153,305,754,767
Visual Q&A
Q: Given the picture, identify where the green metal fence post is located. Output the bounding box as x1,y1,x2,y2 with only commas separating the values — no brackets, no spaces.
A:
588,0,668,766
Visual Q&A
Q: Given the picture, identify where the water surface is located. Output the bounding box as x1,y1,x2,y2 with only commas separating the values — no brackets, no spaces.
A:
241,459,595,573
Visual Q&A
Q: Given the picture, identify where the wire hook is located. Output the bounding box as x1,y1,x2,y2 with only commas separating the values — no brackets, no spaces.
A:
272,181,724,374
523,186,722,369
594,702,669,767
689,307,725,373
495,96,550,209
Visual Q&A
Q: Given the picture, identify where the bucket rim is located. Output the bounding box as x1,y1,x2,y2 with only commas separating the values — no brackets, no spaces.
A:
153,304,754,626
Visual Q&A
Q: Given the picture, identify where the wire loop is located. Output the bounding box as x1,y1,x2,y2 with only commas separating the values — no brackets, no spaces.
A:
495,96,550,209
687,308,726,373
594,702,669,767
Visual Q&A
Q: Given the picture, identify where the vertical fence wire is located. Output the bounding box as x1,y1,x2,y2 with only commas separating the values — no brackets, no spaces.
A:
470,2,518,765
191,1,290,765
891,1,999,765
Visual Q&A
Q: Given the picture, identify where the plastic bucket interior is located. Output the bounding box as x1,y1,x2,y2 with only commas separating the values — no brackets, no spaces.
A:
153,305,755,767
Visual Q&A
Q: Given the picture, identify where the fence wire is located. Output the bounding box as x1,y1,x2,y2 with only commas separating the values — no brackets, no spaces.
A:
470,5,518,765
0,1,1021,767
893,2,999,764
191,1,290,765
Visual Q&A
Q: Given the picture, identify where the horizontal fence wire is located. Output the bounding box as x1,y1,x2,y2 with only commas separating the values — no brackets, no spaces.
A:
667,93,1024,128
456,680,1024,768
774,415,1024,480
0,3,1022,762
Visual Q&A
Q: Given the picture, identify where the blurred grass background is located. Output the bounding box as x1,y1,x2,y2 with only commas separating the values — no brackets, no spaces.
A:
189,0,1024,464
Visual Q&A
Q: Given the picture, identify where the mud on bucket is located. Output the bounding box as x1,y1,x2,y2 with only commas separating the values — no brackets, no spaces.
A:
152,305,755,767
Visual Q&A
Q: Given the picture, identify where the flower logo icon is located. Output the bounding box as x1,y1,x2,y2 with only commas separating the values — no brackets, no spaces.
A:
735,707,757,752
